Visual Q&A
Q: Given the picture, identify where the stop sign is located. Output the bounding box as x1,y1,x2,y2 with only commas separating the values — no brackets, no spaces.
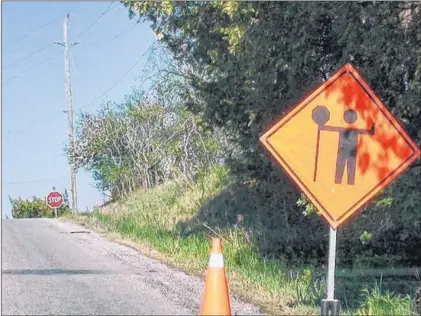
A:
46,191,64,209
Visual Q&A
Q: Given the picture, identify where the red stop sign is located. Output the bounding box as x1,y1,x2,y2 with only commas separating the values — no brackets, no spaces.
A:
46,191,64,209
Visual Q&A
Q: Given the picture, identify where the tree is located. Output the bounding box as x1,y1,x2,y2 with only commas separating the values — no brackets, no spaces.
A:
63,189,70,208
69,74,225,199
122,1,421,267
123,2,420,177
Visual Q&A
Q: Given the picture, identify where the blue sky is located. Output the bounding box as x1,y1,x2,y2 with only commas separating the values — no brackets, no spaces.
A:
2,1,156,218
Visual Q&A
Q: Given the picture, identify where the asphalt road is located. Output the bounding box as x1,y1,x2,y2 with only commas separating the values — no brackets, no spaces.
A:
2,218,262,315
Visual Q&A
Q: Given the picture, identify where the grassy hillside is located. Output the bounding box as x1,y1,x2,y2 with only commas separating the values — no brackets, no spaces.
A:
69,165,417,315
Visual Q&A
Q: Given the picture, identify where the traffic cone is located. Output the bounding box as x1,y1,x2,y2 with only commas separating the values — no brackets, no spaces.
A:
199,238,231,316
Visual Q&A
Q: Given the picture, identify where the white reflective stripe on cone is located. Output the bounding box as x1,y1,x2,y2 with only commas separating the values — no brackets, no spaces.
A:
208,253,224,268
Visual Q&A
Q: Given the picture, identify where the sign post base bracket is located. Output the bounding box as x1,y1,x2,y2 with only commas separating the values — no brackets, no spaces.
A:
321,299,340,316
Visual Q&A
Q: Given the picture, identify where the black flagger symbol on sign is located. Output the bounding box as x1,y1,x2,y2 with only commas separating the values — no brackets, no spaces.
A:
312,106,376,185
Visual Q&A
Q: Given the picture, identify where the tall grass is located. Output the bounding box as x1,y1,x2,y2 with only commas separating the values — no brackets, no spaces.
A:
70,165,417,315
353,282,415,316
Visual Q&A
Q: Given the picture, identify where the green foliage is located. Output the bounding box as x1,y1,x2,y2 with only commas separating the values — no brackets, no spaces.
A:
63,189,70,208
124,2,420,178
68,2,421,312
76,167,318,314
122,0,421,268
287,267,326,307
296,193,318,217
354,283,415,316
359,231,373,244
70,76,226,199
337,166,421,268
76,165,419,314
10,195,70,219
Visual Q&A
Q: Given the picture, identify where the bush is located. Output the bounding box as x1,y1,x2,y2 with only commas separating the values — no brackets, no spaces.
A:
10,195,70,219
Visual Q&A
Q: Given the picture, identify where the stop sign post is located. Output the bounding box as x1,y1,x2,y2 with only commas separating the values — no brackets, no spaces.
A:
46,191,64,218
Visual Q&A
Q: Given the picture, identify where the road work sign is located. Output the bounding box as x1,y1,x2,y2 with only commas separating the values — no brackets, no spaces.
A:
260,63,420,229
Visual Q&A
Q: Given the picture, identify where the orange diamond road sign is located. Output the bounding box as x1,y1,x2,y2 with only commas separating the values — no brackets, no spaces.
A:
260,63,420,229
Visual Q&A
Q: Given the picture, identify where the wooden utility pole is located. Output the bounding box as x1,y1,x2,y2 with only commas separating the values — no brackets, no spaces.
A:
55,13,79,213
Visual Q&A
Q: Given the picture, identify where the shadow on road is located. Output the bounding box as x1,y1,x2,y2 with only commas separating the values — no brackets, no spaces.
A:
2,269,121,275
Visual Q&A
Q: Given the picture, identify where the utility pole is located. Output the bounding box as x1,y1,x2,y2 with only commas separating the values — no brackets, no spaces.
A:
55,13,79,214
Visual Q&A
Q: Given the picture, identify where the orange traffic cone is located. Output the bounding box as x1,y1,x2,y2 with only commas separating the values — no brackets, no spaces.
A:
199,238,231,316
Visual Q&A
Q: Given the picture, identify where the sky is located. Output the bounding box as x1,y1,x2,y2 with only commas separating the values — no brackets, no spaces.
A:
2,1,157,218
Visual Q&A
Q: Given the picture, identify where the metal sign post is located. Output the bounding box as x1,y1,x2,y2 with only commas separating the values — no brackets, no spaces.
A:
54,207,58,218
321,226,339,315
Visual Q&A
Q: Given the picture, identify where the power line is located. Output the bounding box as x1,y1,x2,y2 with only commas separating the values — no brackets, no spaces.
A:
5,32,152,135
2,43,55,70
2,3,119,84
3,17,60,49
10,43,155,132
9,43,156,134
76,2,119,38
80,42,156,111
4,114,64,135
2,50,61,85
83,21,139,48
3,178,69,185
